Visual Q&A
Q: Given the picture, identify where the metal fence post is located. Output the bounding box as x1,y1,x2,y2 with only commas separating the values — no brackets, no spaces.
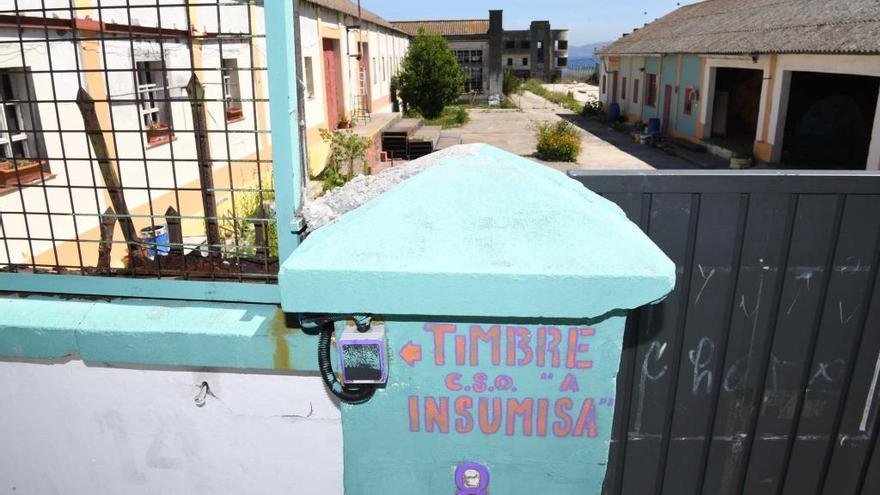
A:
264,0,303,260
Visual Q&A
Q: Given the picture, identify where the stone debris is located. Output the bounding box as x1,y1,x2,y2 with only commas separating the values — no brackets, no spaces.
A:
302,144,485,232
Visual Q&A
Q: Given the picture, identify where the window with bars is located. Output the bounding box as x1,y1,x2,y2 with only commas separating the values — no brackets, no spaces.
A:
0,69,46,189
222,58,243,122
463,67,483,93
135,60,173,145
304,56,315,99
0,71,33,161
0,0,277,286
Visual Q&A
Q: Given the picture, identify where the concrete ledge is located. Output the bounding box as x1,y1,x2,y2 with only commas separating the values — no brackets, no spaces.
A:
0,295,319,372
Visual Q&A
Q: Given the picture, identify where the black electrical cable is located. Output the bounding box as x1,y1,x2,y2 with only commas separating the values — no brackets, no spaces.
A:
318,321,376,404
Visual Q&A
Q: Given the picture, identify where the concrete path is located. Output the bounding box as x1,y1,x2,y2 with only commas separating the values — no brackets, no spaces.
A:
445,90,718,172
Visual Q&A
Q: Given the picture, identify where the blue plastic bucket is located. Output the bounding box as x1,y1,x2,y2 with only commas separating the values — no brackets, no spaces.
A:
140,224,170,257
608,102,620,122
647,118,661,134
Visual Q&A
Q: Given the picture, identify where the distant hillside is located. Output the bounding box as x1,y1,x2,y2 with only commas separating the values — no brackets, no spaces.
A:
566,42,610,68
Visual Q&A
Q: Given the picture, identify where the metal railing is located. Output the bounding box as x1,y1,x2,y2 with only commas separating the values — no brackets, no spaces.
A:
0,0,299,301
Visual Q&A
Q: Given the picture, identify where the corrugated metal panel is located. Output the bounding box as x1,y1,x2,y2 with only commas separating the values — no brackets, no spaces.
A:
569,170,880,495
600,0,880,55
391,19,490,37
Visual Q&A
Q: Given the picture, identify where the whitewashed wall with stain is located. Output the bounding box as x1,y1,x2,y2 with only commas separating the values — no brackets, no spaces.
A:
0,359,343,495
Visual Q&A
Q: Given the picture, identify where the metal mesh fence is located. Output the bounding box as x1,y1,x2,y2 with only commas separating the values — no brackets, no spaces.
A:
0,0,276,283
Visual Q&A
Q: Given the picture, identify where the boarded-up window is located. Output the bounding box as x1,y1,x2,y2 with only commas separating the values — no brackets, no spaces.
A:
622,77,627,100
645,74,657,107
633,78,639,104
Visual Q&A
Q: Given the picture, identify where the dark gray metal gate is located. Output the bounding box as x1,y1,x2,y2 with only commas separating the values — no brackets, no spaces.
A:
570,170,880,495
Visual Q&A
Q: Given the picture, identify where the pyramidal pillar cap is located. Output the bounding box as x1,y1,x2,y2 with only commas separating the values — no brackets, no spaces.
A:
279,144,675,320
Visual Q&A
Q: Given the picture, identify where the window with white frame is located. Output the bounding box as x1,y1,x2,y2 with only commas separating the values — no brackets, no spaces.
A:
135,60,172,130
221,58,243,122
0,70,36,162
304,56,315,99
382,56,386,81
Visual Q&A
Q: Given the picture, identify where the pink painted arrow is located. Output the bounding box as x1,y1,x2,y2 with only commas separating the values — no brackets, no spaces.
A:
399,341,422,367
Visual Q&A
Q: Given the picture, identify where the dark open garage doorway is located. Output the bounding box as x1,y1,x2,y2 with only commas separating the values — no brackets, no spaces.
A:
782,71,879,169
710,68,763,154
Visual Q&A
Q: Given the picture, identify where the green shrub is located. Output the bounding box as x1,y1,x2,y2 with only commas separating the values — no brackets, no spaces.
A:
396,29,466,119
219,175,278,258
408,105,470,129
534,120,581,162
502,69,522,95
454,106,469,125
319,128,372,191
580,99,604,117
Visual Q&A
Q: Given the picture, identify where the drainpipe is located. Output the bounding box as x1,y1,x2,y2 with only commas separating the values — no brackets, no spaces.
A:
293,0,309,202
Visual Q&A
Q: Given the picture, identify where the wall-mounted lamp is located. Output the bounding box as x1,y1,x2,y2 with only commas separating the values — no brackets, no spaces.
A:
750,52,760,63
639,67,646,72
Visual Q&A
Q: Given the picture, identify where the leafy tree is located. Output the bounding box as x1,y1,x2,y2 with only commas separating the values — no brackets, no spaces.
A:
396,29,465,119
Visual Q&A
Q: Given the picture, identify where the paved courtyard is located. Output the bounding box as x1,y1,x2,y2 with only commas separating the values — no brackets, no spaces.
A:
441,91,727,172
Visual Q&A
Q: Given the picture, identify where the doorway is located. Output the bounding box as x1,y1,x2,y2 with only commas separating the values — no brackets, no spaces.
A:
358,42,371,113
781,71,880,169
662,84,673,134
322,38,343,129
710,68,763,152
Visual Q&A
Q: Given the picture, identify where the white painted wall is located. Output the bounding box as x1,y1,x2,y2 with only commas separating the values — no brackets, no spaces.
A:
0,359,343,495
297,0,409,131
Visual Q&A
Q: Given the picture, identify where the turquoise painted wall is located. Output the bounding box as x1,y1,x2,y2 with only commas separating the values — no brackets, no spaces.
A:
343,317,626,494
280,144,677,495
675,55,702,137
642,57,660,120
659,55,678,127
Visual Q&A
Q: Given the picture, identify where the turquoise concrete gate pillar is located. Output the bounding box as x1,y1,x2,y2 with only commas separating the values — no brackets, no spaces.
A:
280,145,675,494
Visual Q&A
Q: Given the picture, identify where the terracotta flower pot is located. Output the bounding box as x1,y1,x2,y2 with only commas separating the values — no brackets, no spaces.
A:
226,107,244,122
0,160,44,186
146,123,172,145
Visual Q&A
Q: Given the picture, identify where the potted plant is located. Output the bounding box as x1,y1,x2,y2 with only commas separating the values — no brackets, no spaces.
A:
146,121,172,145
226,106,244,122
0,159,44,186
730,152,753,169
337,114,352,130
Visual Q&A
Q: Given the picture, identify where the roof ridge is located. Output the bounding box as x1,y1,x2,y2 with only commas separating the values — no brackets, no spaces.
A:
391,19,489,23
620,17,880,41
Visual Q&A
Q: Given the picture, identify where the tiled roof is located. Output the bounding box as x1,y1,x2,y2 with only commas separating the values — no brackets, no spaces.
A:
307,0,405,34
600,0,880,55
391,19,490,37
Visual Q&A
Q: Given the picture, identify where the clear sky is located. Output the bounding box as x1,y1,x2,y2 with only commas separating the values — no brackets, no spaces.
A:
359,0,701,47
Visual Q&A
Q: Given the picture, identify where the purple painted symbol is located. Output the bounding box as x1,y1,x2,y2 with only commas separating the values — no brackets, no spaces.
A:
455,461,489,495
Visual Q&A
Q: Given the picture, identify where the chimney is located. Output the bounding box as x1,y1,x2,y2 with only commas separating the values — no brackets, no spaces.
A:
489,9,502,34
487,10,503,96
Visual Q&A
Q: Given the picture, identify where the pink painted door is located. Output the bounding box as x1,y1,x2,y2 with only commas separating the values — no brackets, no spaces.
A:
662,84,673,134
322,38,340,129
